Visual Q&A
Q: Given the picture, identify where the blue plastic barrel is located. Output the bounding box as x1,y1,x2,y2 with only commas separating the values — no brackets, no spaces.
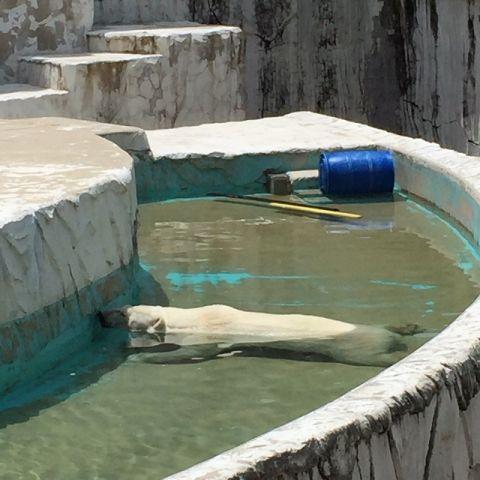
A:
319,150,395,196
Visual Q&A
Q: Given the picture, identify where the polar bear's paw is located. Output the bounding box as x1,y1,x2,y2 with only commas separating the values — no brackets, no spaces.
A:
386,323,426,336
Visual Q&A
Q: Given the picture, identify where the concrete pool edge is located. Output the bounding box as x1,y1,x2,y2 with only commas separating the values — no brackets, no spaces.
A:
150,114,480,479
0,118,139,394
3,113,480,478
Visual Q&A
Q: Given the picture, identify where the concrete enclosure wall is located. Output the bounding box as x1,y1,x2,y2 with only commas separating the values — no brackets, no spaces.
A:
0,118,138,394
94,0,480,154
0,0,94,84
3,0,479,152
141,112,480,480
3,111,480,477
94,0,188,24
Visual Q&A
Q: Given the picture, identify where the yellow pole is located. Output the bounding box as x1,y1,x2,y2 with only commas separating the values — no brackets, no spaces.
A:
268,201,362,219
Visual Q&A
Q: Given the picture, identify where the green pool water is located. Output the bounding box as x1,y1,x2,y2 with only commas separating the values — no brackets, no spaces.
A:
1,193,479,479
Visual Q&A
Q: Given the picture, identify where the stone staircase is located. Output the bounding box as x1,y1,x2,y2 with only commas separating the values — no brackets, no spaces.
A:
0,22,245,129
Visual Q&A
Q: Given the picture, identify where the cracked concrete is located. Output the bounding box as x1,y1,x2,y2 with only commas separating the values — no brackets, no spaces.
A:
0,0,93,84
12,25,245,129
5,0,478,151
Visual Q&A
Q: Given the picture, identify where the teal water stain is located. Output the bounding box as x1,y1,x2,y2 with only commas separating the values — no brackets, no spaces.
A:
147,196,215,206
370,280,437,290
166,272,313,290
139,261,153,272
459,261,474,272
424,300,435,314
399,191,480,276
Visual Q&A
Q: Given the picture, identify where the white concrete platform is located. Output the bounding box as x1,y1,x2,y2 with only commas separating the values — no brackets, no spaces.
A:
17,53,171,127
20,52,162,66
0,83,68,118
0,117,136,228
88,22,242,55
0,83,67,99
146,112,392,159
0,117,137,392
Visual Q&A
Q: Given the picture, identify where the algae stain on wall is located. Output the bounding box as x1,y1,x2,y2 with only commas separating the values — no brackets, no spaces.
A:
166,0,477,152
169,0,480,154
0,0,93,84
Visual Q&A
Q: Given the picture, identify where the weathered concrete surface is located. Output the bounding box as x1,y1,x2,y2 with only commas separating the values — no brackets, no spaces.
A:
18,52,166,126
15,31,244,128
0,4,245,128
2,0,479,151
86,23,245,127
0,117,138,393
0,0,94,84
87,22,241,55
93,0,189,25
94,0,480,154
0,83,68,118
140,112,480,479
188,0,480,155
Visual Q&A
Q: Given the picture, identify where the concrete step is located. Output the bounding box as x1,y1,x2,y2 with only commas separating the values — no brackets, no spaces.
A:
86,23,245,129
17,50,245,129
18,52,163,91
0,83,68,119
87,22,242,56
17,53,167,125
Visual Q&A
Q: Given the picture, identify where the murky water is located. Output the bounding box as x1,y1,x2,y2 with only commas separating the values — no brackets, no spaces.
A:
1,193,479,479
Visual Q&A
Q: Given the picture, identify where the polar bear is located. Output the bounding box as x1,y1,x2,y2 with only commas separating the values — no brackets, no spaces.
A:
100,304,429,367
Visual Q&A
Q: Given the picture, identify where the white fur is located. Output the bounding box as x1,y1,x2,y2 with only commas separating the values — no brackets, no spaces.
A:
100,304,426,367
104,304,356,340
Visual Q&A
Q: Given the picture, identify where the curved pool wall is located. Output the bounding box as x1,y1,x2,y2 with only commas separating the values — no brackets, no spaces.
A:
4,111,480,479
0,117,140,394
135,150,320,203
141,113,480,480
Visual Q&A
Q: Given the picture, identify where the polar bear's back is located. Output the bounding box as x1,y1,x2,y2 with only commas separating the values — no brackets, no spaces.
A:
163,305,358,340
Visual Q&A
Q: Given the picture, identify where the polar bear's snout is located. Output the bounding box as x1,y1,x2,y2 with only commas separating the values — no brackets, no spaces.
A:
99,308,130,329
100,306,166,334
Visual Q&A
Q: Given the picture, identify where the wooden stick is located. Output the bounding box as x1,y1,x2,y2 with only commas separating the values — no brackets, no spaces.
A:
268,201,362,219
216,193,340,212
208,193,362,220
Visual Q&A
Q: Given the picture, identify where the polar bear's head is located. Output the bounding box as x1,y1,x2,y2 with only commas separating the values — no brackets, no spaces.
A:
100,305,166,334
